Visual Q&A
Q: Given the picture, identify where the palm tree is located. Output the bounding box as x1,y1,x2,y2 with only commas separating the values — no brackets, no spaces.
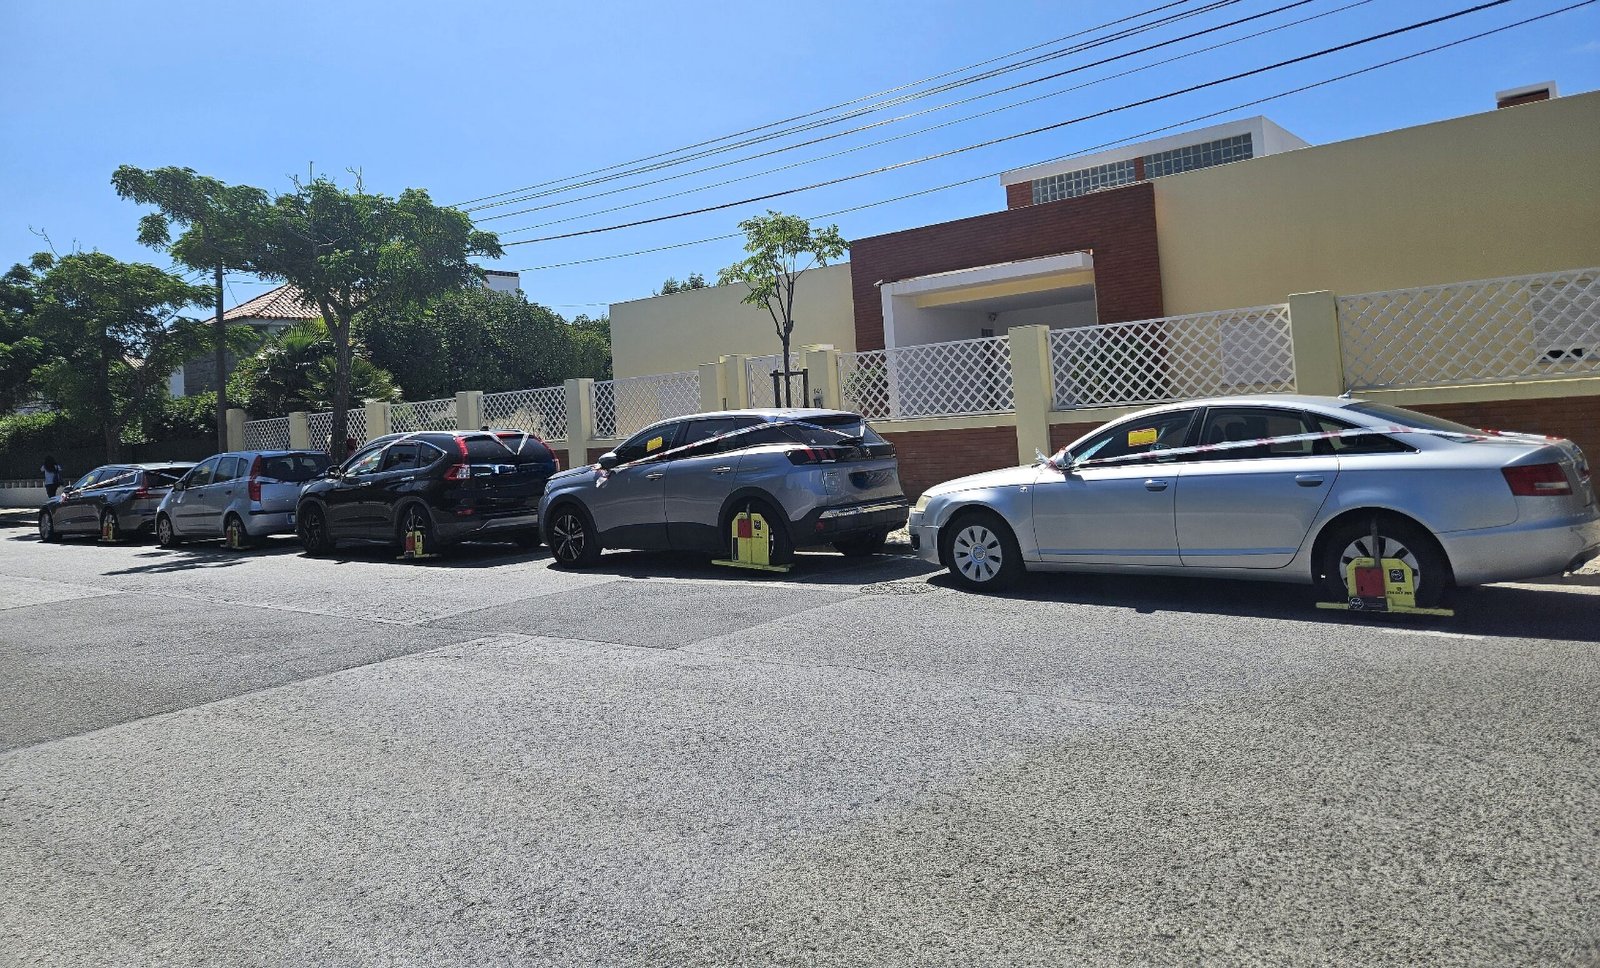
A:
228,319,397,416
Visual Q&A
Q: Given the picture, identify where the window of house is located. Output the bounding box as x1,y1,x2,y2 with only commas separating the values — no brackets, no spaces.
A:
1143,133,1253,179
1031,159,1137,204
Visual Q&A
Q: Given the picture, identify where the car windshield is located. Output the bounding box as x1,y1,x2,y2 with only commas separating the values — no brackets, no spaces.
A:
1344,403,1484,436
261,454,330,482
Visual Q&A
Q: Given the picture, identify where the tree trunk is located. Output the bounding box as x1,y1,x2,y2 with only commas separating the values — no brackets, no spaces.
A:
779,329,792,407
328,313,354,461
99,336,118,463
213,263,228,452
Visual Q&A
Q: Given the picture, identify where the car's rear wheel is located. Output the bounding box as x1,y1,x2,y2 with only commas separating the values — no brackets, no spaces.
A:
156,513,181,548
397,504,438,559
100,509,119,543
1317,515,1451,608
38,510,58,543
941,509,1024,592
298,504,335,556
224,513,254,550
832,527,888,558
548,504,601,568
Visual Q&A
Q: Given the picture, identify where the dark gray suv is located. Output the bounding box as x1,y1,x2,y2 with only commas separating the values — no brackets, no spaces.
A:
538,408,907,567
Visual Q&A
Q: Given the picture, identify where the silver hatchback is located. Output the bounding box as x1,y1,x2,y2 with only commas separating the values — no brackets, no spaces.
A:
157,450,331,548
539,409,908,567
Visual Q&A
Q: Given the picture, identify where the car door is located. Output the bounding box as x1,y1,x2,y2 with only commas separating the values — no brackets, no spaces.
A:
364,442,423,535
169,458,218,535
199,456,244,534
58,467,108,532
324,444,387,536
1030,409,1198,566
663,416,762,551
1175,406,1341,569
587,422,683,549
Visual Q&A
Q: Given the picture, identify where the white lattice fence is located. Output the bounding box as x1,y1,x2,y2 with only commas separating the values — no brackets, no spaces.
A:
592,371,700,439
746,353,806,408
1338,268,1600,390
484,386,566,439
837,350,891,420
841,337,1014,419
344,407,368,444
306,410,333,450
242,417,290,451
391,397,458,434
1050,305,1294,410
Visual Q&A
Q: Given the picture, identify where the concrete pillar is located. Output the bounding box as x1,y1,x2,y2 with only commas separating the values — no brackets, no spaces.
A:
288,412,310,449
804,346,841,410
564,378,595,469
363,399,391,440
1287,290,1346,396
698,361,724,412
455,390,485,432
1008,325,1054,465
225,408,248,452
723,355,750,410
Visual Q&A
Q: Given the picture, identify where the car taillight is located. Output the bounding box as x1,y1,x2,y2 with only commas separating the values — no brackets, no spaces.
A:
1503,463,1572,496
787,446,850,465
444,463,472,481
247,456,263,502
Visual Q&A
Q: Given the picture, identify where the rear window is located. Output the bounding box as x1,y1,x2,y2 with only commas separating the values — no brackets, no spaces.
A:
143,467,190,488
787,414,889,447
1344,403,1483,436
260,453,330,482
465,433,554,464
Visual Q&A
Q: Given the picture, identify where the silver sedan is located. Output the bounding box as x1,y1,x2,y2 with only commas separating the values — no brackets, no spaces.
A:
909,395,1599,603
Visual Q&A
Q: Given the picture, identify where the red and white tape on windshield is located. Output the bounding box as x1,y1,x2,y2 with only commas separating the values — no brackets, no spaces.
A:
1052,425,1545,472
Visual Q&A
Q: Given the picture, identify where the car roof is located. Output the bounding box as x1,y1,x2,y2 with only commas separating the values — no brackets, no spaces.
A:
1111,394,1367,421
650,407,859,423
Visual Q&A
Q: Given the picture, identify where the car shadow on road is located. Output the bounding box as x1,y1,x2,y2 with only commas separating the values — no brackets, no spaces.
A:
564,548,939,585
306,540,552,569
930,570,1600,644
99,539,305,575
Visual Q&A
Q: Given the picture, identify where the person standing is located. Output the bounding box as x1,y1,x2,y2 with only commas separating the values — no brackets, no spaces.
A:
41,456,63,498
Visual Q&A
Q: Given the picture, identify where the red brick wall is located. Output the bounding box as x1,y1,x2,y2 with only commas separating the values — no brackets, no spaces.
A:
1049,421,1102,455
1004,181,1032,209
881,425,1020,501
849,182,1163,352
1409,397,1600,462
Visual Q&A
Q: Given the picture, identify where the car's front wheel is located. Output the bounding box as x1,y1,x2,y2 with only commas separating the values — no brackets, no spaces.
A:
38,510,58,543
298,504,335,556
547,504,601,568
156,513,181,548
941,509,1024,592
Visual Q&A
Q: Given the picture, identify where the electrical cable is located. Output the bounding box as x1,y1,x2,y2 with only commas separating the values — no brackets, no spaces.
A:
510,0,1592,273
503,0,1523,247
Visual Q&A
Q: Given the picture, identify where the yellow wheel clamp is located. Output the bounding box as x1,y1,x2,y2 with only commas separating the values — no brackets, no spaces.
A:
712,510,791,573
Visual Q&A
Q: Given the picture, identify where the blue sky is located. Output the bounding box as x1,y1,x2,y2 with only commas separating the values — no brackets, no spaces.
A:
2,0,1596,317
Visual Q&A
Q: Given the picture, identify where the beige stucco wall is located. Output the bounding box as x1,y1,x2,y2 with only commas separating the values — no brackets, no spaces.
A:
1154,91,1600,314
609,262,856,378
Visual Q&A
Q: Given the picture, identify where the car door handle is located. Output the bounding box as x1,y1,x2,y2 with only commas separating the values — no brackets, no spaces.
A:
1143,479,1169,491
401,476,415,482
1295,475,1325,487
713,466,733,475
645,472,665,480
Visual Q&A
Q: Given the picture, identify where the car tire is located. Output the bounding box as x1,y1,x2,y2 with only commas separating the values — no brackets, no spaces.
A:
547,503,601,568
100,509,120,543
832,527,889,558
38,510,59,543
224,513,255,550
733,498,795,567
397,504,439,559
941,509,1024,592
512,528,543,550
298,504,336,556
156,513,182,548
1317,514,1452,609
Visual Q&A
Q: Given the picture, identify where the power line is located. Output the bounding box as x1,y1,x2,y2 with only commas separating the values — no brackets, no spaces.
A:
502,0,1522,247
512,0,1592,273
492,0,1371,235
459,0,1245,213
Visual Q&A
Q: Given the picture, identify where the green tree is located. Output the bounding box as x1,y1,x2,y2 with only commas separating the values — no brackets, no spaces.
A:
656,272,708,296
227,319,398,416
718,211,847,405
0,257,49,412
111,166,270,450
26,252,210,461
243,176,502,455
362,288,610,398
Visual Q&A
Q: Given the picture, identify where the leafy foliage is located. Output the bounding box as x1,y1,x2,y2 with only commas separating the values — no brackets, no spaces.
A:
657,272,708,295
0,260,48,412
360,287,611,399
228,319,398,415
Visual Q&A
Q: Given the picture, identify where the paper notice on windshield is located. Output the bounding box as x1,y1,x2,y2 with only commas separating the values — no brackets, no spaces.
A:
646,436,664,452
1127,427,1159,447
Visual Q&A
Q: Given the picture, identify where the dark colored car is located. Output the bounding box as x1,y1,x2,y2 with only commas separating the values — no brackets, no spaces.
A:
37,462,195,543
295,430,558,555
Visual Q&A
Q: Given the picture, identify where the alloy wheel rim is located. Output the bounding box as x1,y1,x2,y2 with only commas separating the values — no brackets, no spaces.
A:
552,513,585,562
953,525,1002,582
39,513,51,540
1338,534,1423,587
158,517,172,544
305,510,324,544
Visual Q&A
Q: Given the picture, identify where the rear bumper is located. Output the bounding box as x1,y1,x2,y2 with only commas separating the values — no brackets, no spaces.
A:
434,510,540,544
1439,512,1600,585
792,499,908,546
244,509,297,537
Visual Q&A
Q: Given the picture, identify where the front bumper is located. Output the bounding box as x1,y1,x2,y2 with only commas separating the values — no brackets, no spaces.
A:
908,509,942,566
792,499,909,546
1439,512,1600,585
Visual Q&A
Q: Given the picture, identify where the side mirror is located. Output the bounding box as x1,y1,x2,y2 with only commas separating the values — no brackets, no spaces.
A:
324,466,341,479
597,453,620,470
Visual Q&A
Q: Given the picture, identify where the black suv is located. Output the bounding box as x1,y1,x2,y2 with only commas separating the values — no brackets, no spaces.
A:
295,430,558,555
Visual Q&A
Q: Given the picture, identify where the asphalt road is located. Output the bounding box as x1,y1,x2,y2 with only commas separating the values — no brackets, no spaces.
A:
1,512,1597,967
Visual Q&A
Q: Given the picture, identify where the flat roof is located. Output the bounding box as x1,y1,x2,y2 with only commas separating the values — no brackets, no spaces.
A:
999,115,1307,186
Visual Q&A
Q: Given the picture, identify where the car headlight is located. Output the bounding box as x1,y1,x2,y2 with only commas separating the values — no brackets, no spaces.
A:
914,492,934,513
